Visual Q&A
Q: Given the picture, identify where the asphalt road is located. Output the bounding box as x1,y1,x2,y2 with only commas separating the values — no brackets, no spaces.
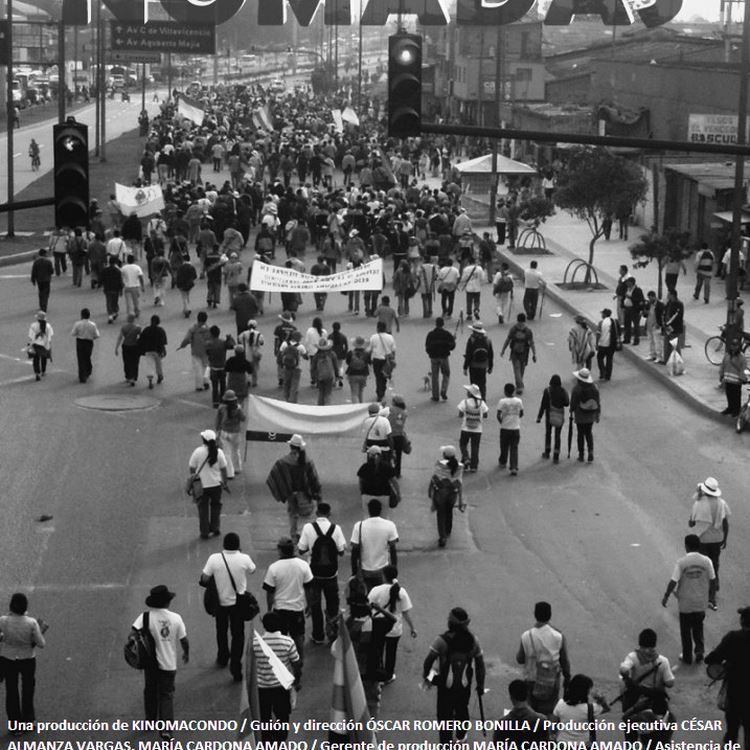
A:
0,249,745,743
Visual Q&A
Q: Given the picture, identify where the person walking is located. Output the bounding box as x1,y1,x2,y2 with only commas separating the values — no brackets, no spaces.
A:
369,321,397,403
705,606,750,746
496,382,524,475
224,346,253,408
436,259,459,318
367,565,416,685
328,321,348,388
492,680,549,743
570,368,600,462
253,612,302,742
492,262,514,325
457,383,489,473
536,374,570,463
114,314,142,386
718,337,747,417
277,330,308,404
522,261,545,321
516,601,572,715
131,585,189,738
177,311,211,392
345,336,370,404
215,390,246,479
312,338,338,406
101,256,124,323
137,314,167,390
27,311,53,382
425,317,455,402
595,308,620,381
568,316,595,370
297,502,347,645
428,445,464,548
121,254,145,317
263,537,314,667
688,477,730,599
238,321,264,388
71,308,100,384
351,499,399,592
265,435,322,540
188,429,229,539
462,321,493,401
205,326,236,407
0,592,47,734
174,260,198,318
422,607,485,744
150,249,170,307
200,532,256,682
500,313,536,395
387,394,409,478
49,227,69,276
661,534,717,664
30,248,54,313
693,243,715,303
643,292,665,362
357,446,396,514
662,289,685,358
459,258,487,320
304,317,328,387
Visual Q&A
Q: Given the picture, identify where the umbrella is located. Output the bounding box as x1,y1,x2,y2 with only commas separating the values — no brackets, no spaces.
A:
567,416,574,459
539,286,546,317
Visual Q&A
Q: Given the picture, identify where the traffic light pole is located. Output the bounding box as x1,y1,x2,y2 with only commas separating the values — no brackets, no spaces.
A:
58,20,66,123
4,0,14,237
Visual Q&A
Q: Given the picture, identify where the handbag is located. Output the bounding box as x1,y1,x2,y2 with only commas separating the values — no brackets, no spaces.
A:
202,575,219,617
401,434,412,455
124,612,157,670
221,553,260,622
388,476,401,508
549,405,564,428
186,454,210,501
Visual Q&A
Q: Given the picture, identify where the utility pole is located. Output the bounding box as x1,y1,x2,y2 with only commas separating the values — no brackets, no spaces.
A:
725,0,750,342
357,0,363,112
488,25,503,229
5,0,15,236
94,1,100,156
58,20,66,122
99,4,106,162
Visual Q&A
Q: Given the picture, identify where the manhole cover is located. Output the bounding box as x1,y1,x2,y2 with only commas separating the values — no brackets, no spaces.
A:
74,394,161,411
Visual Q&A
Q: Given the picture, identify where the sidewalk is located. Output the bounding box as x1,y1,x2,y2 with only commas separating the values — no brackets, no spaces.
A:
474,207,732,420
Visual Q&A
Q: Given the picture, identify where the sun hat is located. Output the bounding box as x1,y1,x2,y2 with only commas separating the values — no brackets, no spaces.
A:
36,311,46,321
288,433,306,449
366,445,382,456
352,335,366,348
463,384,482,399
200,429,217,441
699,477,721,496
441,445,457,458
468,321,485,333
317,337,333,350
573,368,594,384
222,390,238,402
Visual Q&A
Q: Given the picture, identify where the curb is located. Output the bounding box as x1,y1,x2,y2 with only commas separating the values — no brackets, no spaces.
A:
496,248,727,424
0,250,36,268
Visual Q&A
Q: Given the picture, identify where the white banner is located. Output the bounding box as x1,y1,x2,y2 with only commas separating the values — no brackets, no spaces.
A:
246,395,371,436
177,98,205,124
250,258,383,293
688,114,749,145
115,182,165,218
342,106,360,127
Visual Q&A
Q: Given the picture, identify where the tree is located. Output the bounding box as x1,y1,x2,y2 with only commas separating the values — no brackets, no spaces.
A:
554,147,649,282
517,195,556,250
629,227,692,299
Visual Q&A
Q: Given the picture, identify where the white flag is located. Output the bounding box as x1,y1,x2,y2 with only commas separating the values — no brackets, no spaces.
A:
342,107,360,127
331,109,344,133
254,631,295,690
177,98,205,124
115,182,165,218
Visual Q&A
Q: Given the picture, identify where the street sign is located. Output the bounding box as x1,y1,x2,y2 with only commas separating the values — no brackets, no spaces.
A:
0,20,9,67
110,50,162,64
110,21,215,54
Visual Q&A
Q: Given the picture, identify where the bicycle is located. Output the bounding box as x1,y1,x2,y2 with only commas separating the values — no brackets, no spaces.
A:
704,326,750,366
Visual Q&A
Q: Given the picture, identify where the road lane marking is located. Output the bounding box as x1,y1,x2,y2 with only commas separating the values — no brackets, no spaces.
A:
0,274,28,278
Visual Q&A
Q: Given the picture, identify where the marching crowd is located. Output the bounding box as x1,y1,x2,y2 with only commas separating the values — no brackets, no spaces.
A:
9,76,750,746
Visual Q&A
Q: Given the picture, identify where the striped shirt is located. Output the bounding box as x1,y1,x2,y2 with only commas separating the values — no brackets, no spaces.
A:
254,631,299,688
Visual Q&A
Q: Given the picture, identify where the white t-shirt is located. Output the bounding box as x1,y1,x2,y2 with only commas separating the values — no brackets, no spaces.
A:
553,699,604,743
362,415,392,442
689,496,730,544
133,608,186,671
202,550,257,607
263,557,313,612
368,582,413,637
297,518,347,558
497,396,524,430
189,446,228,488
351,517,399,572
671,551,715,613
458,397,489,433
524,267,544,290
121,263,144,288
369,332,396,360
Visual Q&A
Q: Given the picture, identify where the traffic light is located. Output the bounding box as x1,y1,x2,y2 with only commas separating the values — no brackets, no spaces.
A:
54,119,89,229
388,32,422,139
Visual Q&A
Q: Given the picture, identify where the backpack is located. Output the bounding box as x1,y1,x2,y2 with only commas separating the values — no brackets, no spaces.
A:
431,476,457,507
258,235,273,253
511,327,530,355
493,275,513,295
316,352,335,382
579,397,599,412
529,631,561,701
278,343,300,370
470,338,489,366
310,522,339,578
124,612,157,670
437,630,476,690
347,349,369,376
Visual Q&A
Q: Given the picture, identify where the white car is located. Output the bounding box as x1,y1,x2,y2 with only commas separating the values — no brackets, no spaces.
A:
270,78,285,92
